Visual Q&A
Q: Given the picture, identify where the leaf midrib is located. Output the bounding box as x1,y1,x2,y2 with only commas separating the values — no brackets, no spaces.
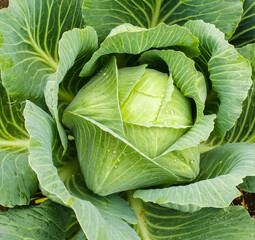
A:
26,25,58,71
0,139,29,149
128,192,151,240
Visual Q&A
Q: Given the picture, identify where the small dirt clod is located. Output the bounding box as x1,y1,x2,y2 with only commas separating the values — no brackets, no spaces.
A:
232,189,255,219
0,0,9,9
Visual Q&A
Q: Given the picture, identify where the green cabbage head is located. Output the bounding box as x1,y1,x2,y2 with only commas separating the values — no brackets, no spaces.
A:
62,22,251,196
119,67,193,158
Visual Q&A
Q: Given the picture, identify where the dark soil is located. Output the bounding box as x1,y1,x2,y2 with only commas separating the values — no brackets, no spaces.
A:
0,0,9,9
0,205,8,212
233,189,255,219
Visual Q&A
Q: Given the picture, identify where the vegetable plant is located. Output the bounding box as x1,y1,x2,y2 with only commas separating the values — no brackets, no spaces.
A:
1,0,255,239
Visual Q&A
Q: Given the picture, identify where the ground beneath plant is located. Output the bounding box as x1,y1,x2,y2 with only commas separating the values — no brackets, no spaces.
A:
0,0,8,9
233,189,255,219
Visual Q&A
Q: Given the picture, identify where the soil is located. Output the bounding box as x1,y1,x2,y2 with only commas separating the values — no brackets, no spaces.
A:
0,0,9,9
0,205,8,212
233,189,255,219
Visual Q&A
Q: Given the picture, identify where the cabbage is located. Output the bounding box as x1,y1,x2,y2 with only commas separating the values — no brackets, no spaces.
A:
1,0,255,239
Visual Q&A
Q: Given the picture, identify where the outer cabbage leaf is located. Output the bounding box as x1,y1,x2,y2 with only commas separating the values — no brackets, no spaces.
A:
227,44,255,143
82,0,242,41
239,176,255,193
128,196,255,240
0,81,37,207
230,0,255,47
134,143,255,213
0,0,83,101
44,27,98,151
68,56,125,138
75,231,87,240
202,43,255,152
80,22,200,77
24,101,139,240
184,20,252,137
0,200,82,240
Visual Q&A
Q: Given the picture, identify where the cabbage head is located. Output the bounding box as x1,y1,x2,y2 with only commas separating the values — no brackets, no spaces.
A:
62,22,250,196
